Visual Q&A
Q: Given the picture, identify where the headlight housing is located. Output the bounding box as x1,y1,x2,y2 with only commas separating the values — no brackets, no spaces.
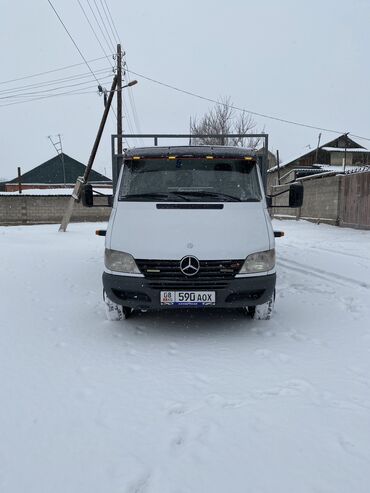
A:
104,249,141,274
239,249,275,274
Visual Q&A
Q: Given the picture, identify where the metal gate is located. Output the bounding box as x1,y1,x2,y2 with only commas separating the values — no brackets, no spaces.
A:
340,172,370,229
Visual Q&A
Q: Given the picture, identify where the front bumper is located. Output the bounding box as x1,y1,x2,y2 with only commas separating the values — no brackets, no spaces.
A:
103,272,276,310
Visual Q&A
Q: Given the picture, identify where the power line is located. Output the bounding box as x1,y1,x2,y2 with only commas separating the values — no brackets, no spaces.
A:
92,0,116,52
0,87,98,108
99,0,119,45
124,61,143,145
76,0,113,68
47,0,117,128
75,0,120,133
0,55,110,86
77,0,139,137
47,0,101,85
0,75,112,100
0,67,111,96
101,0,120,43
124,67,370,143
2,40,369,143
86,0,114,55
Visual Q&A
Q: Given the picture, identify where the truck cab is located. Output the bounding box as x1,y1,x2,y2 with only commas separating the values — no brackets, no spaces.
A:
99,143,295,320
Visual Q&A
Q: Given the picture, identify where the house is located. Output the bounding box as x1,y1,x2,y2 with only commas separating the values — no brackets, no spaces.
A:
5,153,111,192
268,133,370,189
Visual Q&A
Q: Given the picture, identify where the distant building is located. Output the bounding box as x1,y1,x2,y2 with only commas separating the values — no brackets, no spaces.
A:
268,134,370,189
256,148,277,170
5,153,111,192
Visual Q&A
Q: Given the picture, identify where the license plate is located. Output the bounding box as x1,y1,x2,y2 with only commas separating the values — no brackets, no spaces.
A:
160,291,216,306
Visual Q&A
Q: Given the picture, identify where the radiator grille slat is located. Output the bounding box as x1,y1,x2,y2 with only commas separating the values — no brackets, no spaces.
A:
136,259,243,290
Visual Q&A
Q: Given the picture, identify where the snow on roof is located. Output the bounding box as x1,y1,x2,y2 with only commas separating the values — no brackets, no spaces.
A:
268,135,367,173
316,164,366,172
321,147,370,153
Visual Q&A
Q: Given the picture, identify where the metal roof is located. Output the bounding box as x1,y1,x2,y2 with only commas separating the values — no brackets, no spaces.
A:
268,134,367,173
8,153,111,185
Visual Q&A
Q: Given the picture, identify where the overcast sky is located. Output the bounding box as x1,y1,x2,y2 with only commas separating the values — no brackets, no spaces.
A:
1,0,369,180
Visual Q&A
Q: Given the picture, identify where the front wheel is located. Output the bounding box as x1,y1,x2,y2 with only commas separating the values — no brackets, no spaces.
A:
104,291,133,321
246,290,275,320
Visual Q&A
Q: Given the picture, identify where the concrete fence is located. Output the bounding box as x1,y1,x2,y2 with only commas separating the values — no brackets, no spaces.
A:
0,195,111,226
271,171,370,230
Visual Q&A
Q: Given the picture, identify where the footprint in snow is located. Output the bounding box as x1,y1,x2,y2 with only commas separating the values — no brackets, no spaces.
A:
126,473,151,493
206,393,244,409
170,427,187,451
166,401,188,416
168,342,179,355
254,348,273,358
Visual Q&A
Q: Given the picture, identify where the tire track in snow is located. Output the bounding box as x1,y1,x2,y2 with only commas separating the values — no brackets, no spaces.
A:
287,242,370,262
278,257,370,290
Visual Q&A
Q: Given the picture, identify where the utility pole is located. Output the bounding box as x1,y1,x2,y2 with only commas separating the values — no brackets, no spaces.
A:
117,43,123,162
315,133,322,164
276,150,281,185
59,75,118,232
17,167,22,194
343,132,349,172
48,134,67,188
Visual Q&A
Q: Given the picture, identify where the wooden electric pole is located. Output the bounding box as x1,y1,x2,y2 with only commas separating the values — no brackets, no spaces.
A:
117,44,123,160
276,150,281,185
58,75,118,232
17,167,22,194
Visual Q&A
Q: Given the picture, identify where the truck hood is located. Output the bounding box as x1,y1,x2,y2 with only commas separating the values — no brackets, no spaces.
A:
108,202,272,260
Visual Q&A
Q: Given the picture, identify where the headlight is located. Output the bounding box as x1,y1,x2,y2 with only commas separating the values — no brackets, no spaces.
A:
239,249,275,274
104,249,141,274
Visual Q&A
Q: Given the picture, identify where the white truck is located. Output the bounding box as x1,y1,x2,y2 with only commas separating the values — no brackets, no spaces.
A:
82,134,303,321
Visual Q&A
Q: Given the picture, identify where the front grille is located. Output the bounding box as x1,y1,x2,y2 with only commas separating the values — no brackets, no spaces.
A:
136,259,243,290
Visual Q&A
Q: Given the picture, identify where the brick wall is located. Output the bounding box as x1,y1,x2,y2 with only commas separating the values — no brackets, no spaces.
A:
0,195,111,225
271,175,342,225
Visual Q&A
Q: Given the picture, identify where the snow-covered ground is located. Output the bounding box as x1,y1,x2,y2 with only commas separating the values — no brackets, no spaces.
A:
1,219,370,493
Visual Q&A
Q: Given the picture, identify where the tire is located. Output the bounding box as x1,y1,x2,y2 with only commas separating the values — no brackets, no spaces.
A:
104,291,133,321
246,290,275,320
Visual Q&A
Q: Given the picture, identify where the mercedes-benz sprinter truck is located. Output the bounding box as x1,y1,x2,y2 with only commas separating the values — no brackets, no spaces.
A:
83,142,302,321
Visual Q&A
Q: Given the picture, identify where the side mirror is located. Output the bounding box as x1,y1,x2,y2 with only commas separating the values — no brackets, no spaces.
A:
289,183,304,208
81,184,94,207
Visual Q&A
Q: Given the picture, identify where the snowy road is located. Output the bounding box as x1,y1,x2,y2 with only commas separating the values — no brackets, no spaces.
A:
1,220,370,493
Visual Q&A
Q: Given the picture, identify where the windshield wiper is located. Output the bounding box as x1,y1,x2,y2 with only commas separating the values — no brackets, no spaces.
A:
245,197,261,202
171,190,242,202
120,192,171,201
119,192,191,201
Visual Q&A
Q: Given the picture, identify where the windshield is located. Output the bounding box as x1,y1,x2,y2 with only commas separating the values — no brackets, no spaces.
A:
118,158,262,202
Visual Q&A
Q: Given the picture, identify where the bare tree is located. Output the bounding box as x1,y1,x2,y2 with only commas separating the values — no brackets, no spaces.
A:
190,97,261,148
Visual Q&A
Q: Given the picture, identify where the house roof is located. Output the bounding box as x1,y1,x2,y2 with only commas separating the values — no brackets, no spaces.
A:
268,134,367,173
8,153,111,184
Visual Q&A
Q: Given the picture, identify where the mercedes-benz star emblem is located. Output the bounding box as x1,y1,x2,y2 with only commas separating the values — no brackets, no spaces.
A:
180,256,200,276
